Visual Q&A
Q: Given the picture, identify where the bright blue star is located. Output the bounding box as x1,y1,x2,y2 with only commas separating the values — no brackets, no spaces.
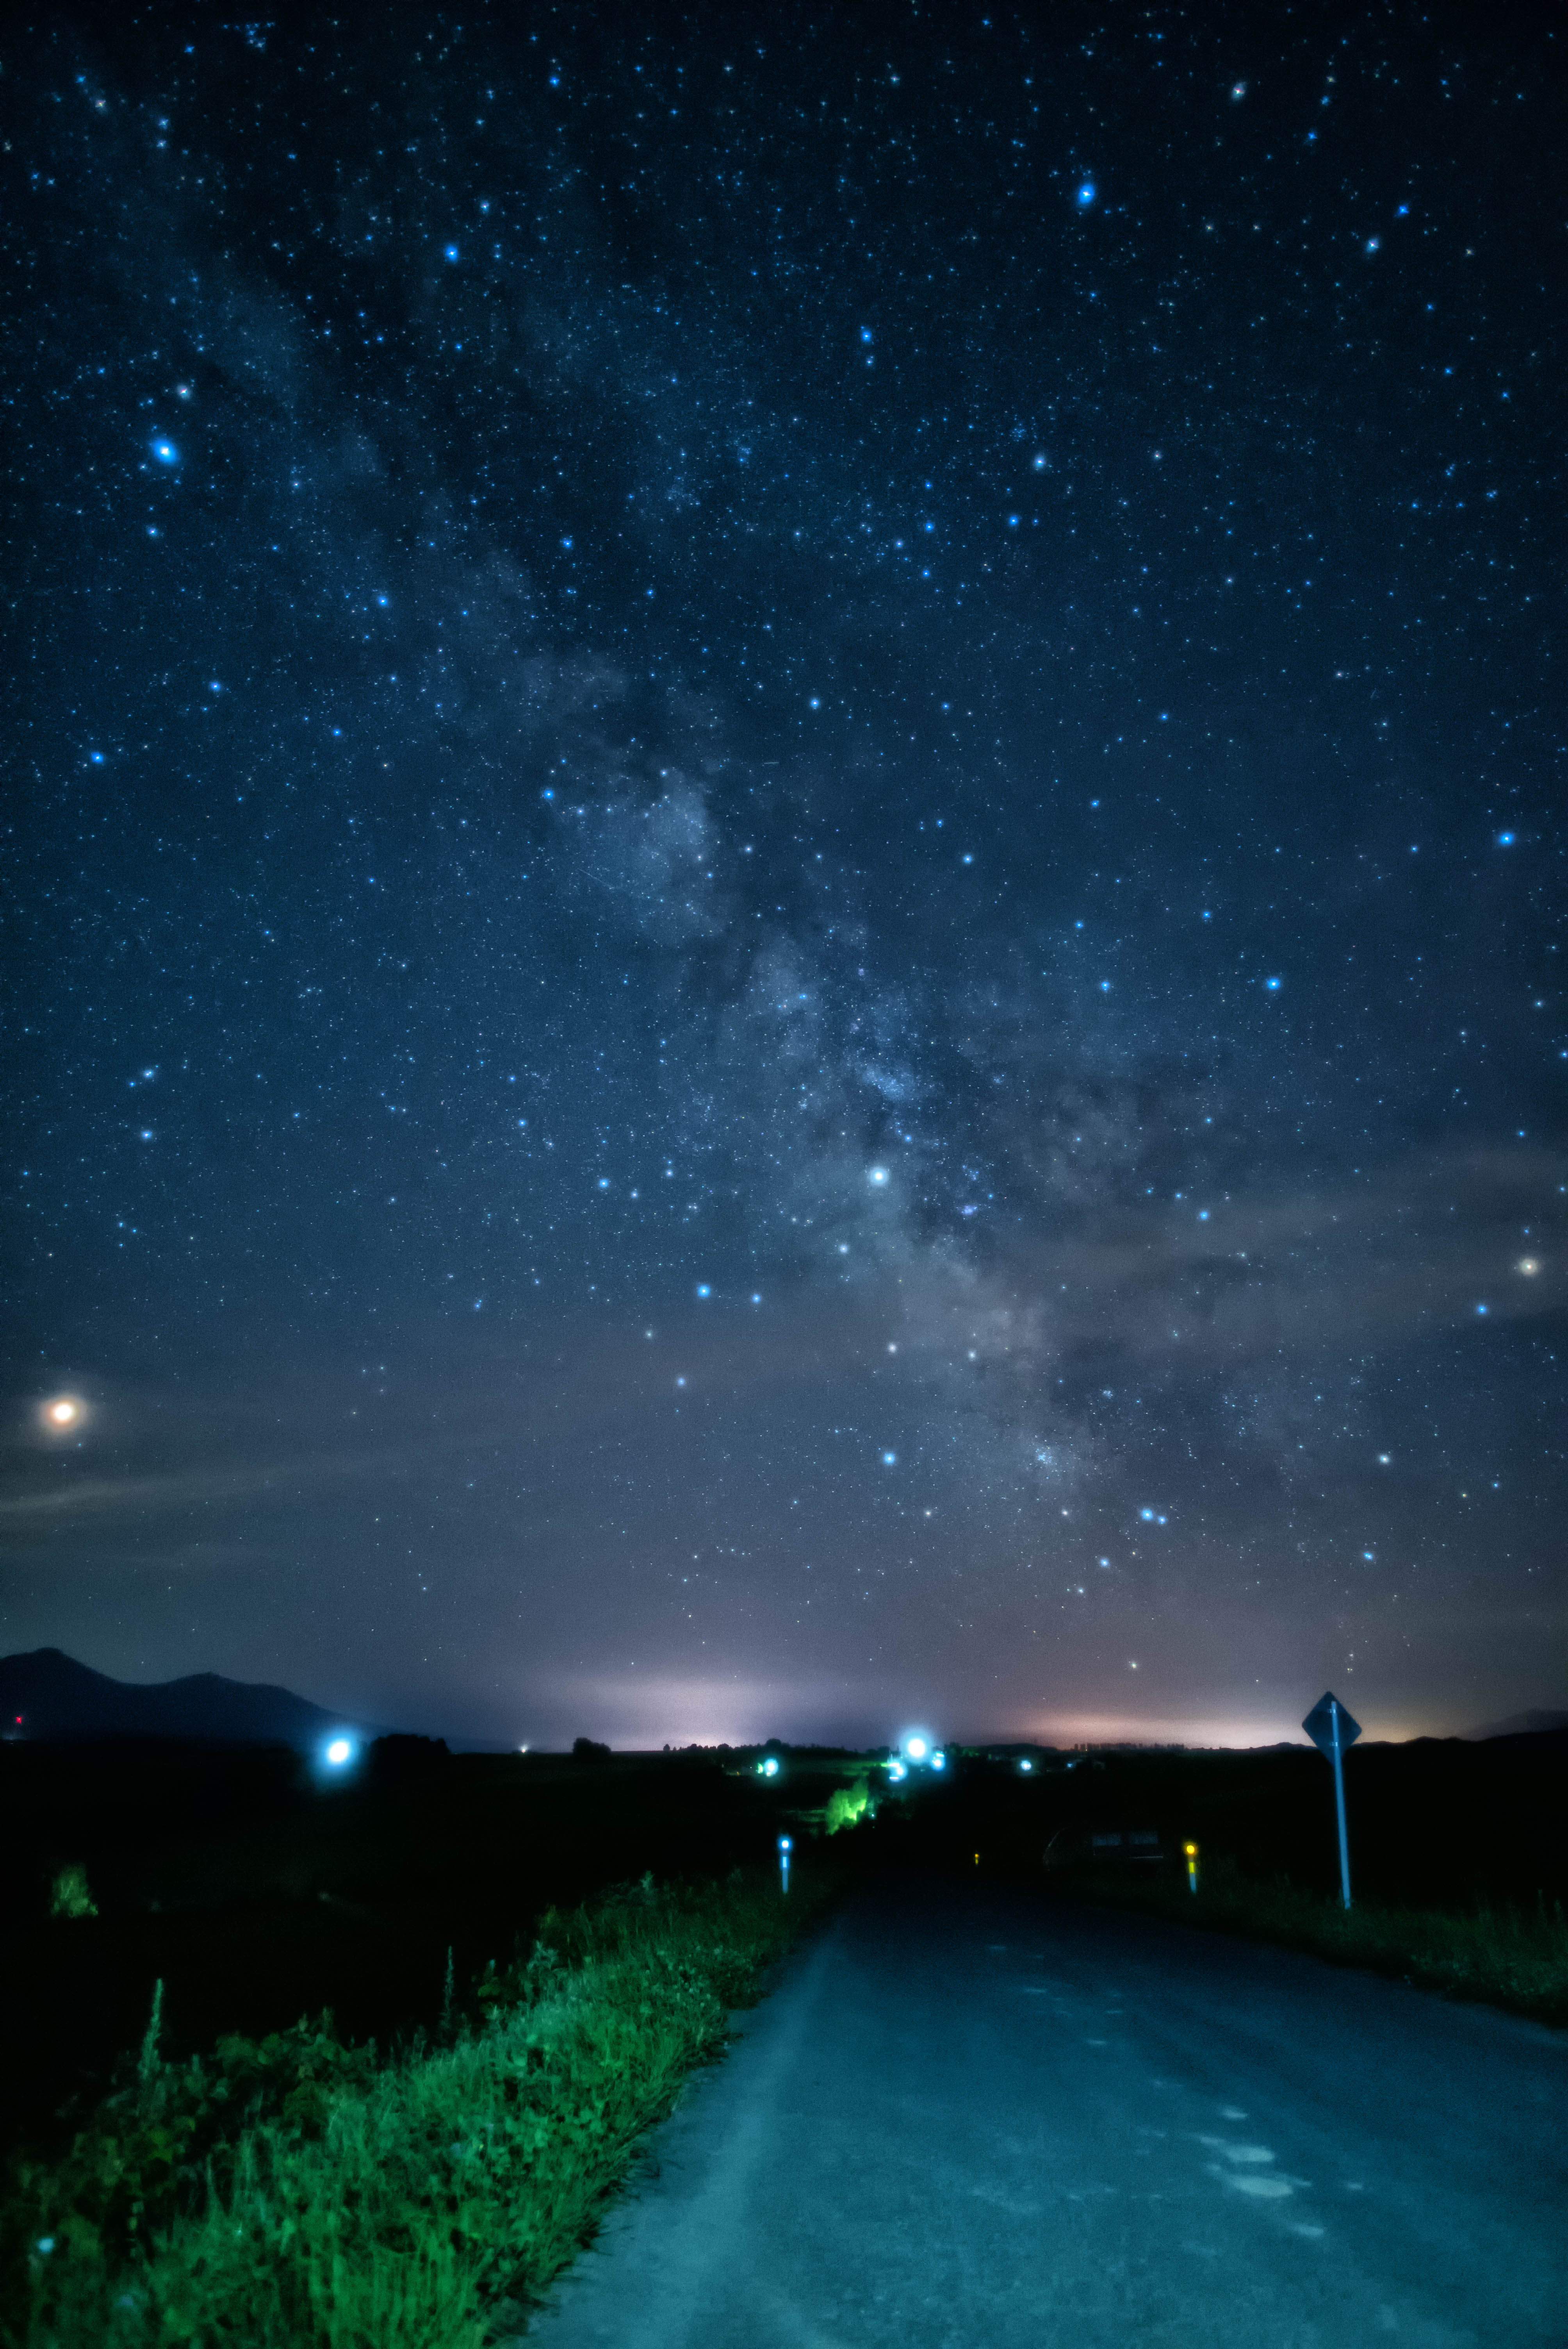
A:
151,439,179,465
1497,831,1515,846
1265,975,1282,991
1076,181,1096,208
444,244,460,261
696,1283,711,1298
881,1451,897,1466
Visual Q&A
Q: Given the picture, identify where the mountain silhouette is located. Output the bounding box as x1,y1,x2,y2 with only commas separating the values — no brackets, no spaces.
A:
0,1647,395,1749
1466,1707,1568,1741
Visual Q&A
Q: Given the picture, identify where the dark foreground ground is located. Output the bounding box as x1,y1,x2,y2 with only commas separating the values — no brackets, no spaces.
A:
522,1870,1568,2349
4,1728,1564,2167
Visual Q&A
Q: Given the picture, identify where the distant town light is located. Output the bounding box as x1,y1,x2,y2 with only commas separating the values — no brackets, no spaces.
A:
324,1737,354,1767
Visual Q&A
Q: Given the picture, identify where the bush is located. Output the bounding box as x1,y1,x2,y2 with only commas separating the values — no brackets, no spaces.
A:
47,1866,96,1921
824,1780,873,1836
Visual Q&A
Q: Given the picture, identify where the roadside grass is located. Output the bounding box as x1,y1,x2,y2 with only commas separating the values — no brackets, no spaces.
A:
4,1857,847,2349
1074,1858,1568,2026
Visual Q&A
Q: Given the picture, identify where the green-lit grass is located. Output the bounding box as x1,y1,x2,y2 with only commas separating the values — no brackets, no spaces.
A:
5,1860,845,2349
1074,1859,1568,2026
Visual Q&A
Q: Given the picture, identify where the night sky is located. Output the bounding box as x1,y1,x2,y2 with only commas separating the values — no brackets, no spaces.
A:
4,3,1564,1752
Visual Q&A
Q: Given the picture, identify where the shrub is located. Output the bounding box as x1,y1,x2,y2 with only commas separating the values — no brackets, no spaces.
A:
824,1780,873,1835
48,1866,96,1921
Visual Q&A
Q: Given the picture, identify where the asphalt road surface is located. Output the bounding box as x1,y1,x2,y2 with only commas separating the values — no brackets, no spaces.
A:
520,1869,1567,2349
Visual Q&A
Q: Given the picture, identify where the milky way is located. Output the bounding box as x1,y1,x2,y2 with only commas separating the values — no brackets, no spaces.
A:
3,4,1563,1747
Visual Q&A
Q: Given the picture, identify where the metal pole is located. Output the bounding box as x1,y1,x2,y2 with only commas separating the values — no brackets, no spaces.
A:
1331,1699,1352,1911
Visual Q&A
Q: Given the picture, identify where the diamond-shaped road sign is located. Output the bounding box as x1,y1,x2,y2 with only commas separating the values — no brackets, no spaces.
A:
1302,1691,1362,1756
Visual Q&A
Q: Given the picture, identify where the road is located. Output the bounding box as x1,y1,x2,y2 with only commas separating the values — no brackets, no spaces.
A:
519,1869,1568,2349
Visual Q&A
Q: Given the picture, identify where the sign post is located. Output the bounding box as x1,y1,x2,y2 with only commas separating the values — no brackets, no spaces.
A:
1302,1691,1361,1910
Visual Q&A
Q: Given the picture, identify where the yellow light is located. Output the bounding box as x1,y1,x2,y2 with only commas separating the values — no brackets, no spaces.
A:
41,1395,84,1432
1183,1843,1198,1857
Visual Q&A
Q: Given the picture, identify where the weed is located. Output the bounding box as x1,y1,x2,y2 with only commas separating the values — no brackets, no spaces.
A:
4,1857,845,2349
1077,1857,1568,2026
47,1866,96,1922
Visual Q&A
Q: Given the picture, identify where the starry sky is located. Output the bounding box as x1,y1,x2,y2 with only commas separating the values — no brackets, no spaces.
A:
3,2,1564,1751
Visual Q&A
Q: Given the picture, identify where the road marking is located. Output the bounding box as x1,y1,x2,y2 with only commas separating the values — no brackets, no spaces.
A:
1199,2136,1274,2165
1199,2138,1298,2199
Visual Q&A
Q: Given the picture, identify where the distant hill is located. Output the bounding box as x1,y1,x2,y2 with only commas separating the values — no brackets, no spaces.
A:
0,1648,395,1750
1466,1708,1568,1741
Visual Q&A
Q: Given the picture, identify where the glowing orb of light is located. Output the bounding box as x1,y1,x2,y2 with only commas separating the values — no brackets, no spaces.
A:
903,1735,929,1763
324,1737,354,1768
1518,1257,1541,1276
868,1165,889,1186
41,1395,85,1433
